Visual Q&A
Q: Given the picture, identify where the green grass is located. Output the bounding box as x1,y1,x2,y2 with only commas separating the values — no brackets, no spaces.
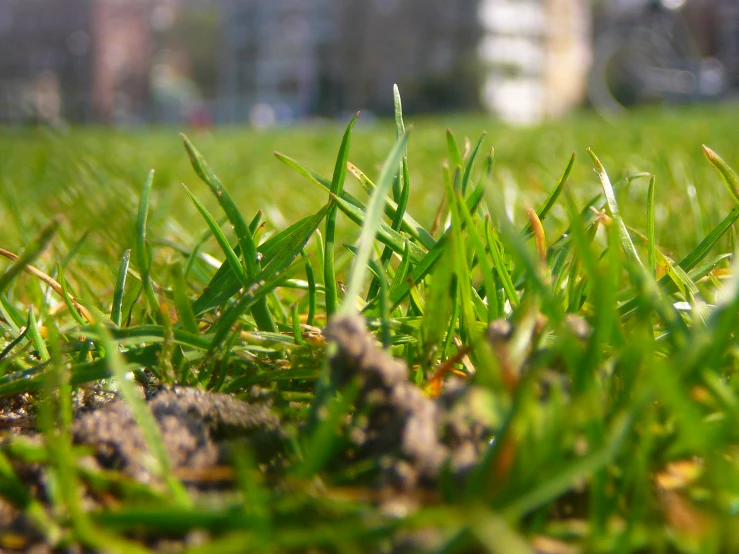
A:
2,100,739,552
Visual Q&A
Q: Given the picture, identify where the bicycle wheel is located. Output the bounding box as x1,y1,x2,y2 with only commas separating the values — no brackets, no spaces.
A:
588,27,675,118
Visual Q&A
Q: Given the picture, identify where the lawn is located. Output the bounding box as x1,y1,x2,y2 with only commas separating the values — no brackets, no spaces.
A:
2,99,739,552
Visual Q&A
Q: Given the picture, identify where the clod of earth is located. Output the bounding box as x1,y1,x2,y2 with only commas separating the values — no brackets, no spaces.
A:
73,387,283,485
325,315,492,494
0,386,285,550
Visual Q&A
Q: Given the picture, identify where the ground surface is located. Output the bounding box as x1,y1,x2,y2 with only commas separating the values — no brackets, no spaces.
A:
2,105,739,552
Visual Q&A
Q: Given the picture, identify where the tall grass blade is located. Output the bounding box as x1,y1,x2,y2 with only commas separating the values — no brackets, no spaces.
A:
339,131,409,315
367,85,411,300
135,169,159,315
183,185,250,288
388,239,412,300
182,135,275,332
207,256,305,355
325,113,360,318
281,149,435,250
347,162,435,249
587,148,645,271
111,249,131,327
274,152,333,189
80,325,210,351
486,221,519,309
461,133,486,195
647,176,656,278
27,309,49,362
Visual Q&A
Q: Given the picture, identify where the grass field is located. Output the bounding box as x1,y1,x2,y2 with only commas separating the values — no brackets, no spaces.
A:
2,100,739,552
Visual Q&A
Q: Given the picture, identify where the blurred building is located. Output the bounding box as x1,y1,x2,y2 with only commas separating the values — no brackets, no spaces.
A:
217,0,481,123
217,0,336,124
0,0,92,122
333,0,481,115
0,0,588,125
479,0,591,124
712,0,739,87
4,0,735,125
0,0,176,124
91,0,155,123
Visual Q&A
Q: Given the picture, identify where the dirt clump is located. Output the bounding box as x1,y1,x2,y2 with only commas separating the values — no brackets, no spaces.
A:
72,386,282,485
0,386,284,552
324,315,491,493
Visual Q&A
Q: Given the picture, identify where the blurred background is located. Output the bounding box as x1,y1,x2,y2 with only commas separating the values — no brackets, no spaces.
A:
0,0,737,126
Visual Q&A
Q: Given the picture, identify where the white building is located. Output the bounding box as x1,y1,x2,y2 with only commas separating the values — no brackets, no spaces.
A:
478,0,591,124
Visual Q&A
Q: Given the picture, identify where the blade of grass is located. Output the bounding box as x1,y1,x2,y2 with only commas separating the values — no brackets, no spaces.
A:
183,184,250,289
343,244,388,292
182,134,275,332
362,184,487,317
446,129,464,170
486,221,519,309
379,259,391,349
278,149,437,250
458,197,499,322
420,242,454,368
274,151,332,190
0,314,30,361
79,324,209,352
522,152,575,237
620,204,739,317
368,86,411,300
135,169,159,316
461,133,486,196
391,84,406,202
446,177,500,389
339,131,409,316
171,263,198,335
256,204,331,291
57,264,87,327
587,148,645,271
647,176,656,278
469,506,532,554
703,145,739,204
302,249,317,326
0,345,161,397
325,113,360,318
347,162,435,249
192,206,329,315
330,194,427,263
27,309,49,362
0,216,60,297
206,256,305,356
388,240,413,301
111,249,131,327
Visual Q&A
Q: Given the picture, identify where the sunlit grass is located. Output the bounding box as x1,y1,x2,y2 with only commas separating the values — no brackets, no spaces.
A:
2,100,739,551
